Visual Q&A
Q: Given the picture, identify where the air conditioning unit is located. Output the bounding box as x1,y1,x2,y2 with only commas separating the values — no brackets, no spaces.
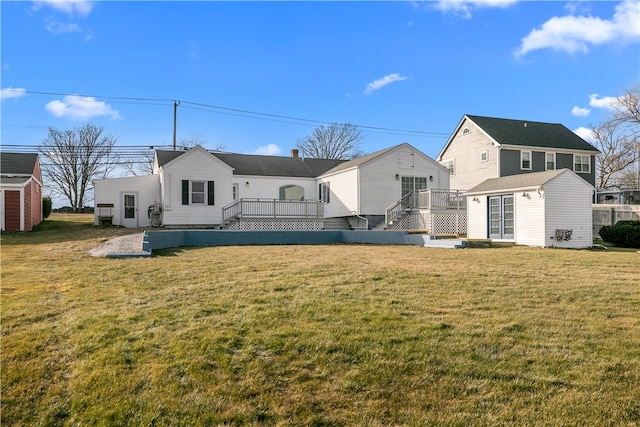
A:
555,229,572,241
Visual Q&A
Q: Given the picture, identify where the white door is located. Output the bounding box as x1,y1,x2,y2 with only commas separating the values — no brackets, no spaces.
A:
122,193,137,228
489,195,514,239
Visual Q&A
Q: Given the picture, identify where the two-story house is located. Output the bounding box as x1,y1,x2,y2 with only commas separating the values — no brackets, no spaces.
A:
437,114,600,191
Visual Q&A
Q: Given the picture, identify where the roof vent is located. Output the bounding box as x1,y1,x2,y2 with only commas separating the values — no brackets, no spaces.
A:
524,122,527,128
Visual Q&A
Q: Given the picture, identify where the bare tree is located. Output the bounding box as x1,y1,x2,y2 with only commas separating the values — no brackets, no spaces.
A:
296,123,364,160
39,124,120,212
593,86,640,189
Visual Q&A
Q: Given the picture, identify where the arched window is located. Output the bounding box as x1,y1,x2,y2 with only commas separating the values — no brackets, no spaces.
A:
462,127,471,135
279,184,304,200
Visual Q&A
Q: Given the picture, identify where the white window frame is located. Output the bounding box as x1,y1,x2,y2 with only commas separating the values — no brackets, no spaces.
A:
480,150,488,162
545,152,556,170
232,183,239,201
442,159,455,176
574,154,591,173
319,182,330,203
191,180,205,204
520,150,532,170
462,127,471,136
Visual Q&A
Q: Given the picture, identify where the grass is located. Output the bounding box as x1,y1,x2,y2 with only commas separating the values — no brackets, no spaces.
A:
2,214,640,426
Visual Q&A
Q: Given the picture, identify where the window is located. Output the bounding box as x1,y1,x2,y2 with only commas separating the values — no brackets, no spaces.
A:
480,150,488,162
462,127,471,136
442,159,455,176
182,180,215,205
401,176,428,197
319,182,330,203
279,184,304,200
521,151,531,170
546,152,556,170
232,183,239,201
574,155,591,173
191,181,205,204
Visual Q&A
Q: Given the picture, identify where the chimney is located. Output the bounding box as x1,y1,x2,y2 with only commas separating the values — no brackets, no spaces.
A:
291,149,299,158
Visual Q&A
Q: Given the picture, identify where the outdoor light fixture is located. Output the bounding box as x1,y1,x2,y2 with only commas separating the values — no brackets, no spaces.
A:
395,174,400,180
245,181,250,187
522,192,529,198
472,197,480,202
429,176,434,182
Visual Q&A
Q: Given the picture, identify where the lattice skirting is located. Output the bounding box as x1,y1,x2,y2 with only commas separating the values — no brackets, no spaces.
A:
226,219,324,231
389,211,467,234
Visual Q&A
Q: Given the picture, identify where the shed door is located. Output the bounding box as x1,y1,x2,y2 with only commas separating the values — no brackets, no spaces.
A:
489,195,514,239
122,193,137,228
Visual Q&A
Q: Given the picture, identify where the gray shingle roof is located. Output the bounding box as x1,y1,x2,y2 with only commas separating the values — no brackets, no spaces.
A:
466,169,569,194
466,115,599,152
156,150,346,178
1,153,38,175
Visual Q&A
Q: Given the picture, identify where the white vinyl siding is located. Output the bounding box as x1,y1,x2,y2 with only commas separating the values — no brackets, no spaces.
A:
543,172,593,248
160,146,233,226
438,118,498,191
93,174,160,227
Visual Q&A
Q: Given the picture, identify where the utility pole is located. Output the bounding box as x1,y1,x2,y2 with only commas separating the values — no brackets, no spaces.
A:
173,101,180,151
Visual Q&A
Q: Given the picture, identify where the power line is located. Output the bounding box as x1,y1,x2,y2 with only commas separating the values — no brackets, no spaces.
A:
9,89,451,138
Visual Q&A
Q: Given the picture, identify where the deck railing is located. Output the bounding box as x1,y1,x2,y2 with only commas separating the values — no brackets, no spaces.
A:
223,199,324,224
385,189,466,225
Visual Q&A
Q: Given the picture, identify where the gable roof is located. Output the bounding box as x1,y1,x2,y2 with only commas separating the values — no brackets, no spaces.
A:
156,149,346,178
1,152,38,175
321,145,398,175
438,115,599,159
466,168,592,194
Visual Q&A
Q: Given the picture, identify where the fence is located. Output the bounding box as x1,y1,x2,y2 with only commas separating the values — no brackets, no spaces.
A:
592,204,640,236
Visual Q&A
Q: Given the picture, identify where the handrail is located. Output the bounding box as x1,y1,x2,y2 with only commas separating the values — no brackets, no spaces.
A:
223,198,324,223
385,189,466,225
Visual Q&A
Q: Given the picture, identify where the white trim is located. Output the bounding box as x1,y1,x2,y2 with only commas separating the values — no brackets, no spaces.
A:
545,152,556,170
574,154,591,173
520,150,532,170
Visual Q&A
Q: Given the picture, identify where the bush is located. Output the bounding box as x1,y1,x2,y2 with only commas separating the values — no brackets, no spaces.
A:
42,197,52,219
598,220,640,248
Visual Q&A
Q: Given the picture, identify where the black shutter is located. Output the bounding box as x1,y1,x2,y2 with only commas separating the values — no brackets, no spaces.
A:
207,181,215,205
182,180,189,205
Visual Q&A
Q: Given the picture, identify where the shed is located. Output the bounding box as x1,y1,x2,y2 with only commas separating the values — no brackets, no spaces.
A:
466,169,594,248
1,153,44,232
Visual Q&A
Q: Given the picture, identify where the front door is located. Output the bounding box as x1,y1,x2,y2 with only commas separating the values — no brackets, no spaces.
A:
489,195,514,239
122,193,137,228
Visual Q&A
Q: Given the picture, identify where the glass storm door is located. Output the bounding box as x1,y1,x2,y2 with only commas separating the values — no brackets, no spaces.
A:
489,195,514,239
123,193,137,228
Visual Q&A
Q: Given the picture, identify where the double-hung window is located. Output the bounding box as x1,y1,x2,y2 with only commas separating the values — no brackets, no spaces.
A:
442,159,455,176
574,155,591,173
521,151,532,170
319,182,330,203
182,180,215,205
546,152,556,170
480,150,488,162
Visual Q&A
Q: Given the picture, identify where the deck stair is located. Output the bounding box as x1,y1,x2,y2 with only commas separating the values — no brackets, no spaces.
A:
323,217,351,230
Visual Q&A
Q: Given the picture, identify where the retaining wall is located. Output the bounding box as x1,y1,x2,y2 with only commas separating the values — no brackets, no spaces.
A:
144,230,432,252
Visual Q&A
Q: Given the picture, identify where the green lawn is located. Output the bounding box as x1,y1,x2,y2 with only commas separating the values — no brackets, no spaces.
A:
2,214,639,426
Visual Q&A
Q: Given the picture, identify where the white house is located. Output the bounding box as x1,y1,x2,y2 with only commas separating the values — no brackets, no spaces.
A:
94,143,452,230
466,169,594,248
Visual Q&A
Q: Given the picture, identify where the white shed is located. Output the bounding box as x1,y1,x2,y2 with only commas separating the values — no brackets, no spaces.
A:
466,169,594,248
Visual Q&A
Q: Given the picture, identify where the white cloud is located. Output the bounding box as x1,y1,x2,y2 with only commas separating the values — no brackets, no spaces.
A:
45,95,122,120
516,0,640,56
252,144,281,156
589,93,619,110
571,106,591,117
434,0,517,19
364,73,408,95
574,126,596,142
1,87,26,101
32,0,94,17
45,18,83,35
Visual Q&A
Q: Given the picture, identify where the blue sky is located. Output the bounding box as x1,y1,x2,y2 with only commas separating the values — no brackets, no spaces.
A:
2,0,639,164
